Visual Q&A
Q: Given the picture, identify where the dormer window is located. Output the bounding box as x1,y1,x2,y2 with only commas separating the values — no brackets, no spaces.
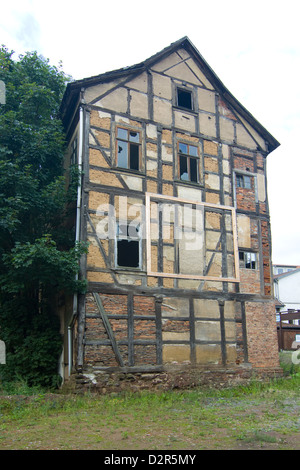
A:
177,87,193,111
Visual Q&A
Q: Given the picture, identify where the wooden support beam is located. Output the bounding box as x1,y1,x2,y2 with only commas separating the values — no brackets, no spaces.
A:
93,292,124,367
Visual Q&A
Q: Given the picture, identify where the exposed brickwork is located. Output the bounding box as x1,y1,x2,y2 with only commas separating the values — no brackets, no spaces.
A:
85,345,118,368
218,98,238,121
261,220,272,296
256,153,265,169
134,345,157,365
250,218,259,250
101,294,128,316
81,291,282,380
111,319,128,341
233,153,257,212
259,202,267,216
234,155,254,172
133,295,155,316
162,319,190,333
236,187,256,212
245,301,280,369
85,317,107,341
234,307,245,365
134,320,156,340
239,268,261,294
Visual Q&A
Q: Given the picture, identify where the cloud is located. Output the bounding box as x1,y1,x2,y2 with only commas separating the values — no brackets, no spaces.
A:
15,12,41,51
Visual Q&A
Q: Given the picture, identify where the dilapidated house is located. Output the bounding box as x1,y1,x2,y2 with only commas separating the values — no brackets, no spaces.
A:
59,37,282,390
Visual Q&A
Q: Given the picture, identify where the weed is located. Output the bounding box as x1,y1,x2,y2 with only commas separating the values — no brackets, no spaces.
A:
0,354,299,450
238,430,278,444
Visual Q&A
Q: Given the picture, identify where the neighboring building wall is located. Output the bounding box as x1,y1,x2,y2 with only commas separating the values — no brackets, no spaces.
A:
274,269,300,312
273,264,298,276
61,40,281,390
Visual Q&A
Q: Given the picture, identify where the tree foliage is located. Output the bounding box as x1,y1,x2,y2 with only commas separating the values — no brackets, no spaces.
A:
0,47,86,388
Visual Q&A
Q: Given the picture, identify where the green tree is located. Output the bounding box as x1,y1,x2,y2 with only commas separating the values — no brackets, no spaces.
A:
0,47,86,388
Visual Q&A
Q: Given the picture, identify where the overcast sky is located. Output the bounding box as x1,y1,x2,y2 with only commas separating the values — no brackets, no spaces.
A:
1,0,300,265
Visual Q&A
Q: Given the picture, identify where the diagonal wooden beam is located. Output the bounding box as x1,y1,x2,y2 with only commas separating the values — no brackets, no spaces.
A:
86,212,119,285
93,292,124,367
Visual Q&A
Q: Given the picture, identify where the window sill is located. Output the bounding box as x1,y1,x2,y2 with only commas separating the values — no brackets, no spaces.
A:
239,266,258,271
113,167,145,177
113,267,145,274
173,105,198,116
176,179,204,189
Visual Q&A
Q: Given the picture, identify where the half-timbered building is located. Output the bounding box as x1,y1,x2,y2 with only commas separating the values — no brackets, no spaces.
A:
60,37,281,390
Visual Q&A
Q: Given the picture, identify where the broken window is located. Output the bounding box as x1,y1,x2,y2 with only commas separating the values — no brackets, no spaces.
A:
236,173,252,189
178,142,199,183
116,127,140,171
177,88,193,110
116,222,141,268
239,251,257,269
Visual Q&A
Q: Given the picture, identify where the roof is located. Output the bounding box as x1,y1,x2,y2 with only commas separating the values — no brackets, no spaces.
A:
275,298,286,308
273,264,300,269
60,36,280,153
274,267,300,281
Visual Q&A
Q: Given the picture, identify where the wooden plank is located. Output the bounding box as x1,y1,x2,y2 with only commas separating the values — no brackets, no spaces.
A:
231,205,240,282
145,192,240,283
146,191,236,211
93,292,124,367
146,271,239,283
145,192,152,276
87,212,119,285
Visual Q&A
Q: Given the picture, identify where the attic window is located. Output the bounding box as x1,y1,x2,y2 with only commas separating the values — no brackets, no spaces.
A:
177,88,193,110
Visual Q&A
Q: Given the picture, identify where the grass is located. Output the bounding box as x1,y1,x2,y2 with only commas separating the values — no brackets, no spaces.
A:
0,353,299,450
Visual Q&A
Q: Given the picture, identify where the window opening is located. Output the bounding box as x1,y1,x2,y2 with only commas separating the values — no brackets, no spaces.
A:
178,142,199,183
116,222,140,268
236,174,252,189
177,88,193,110
117,127,140,171
239,251,257,269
